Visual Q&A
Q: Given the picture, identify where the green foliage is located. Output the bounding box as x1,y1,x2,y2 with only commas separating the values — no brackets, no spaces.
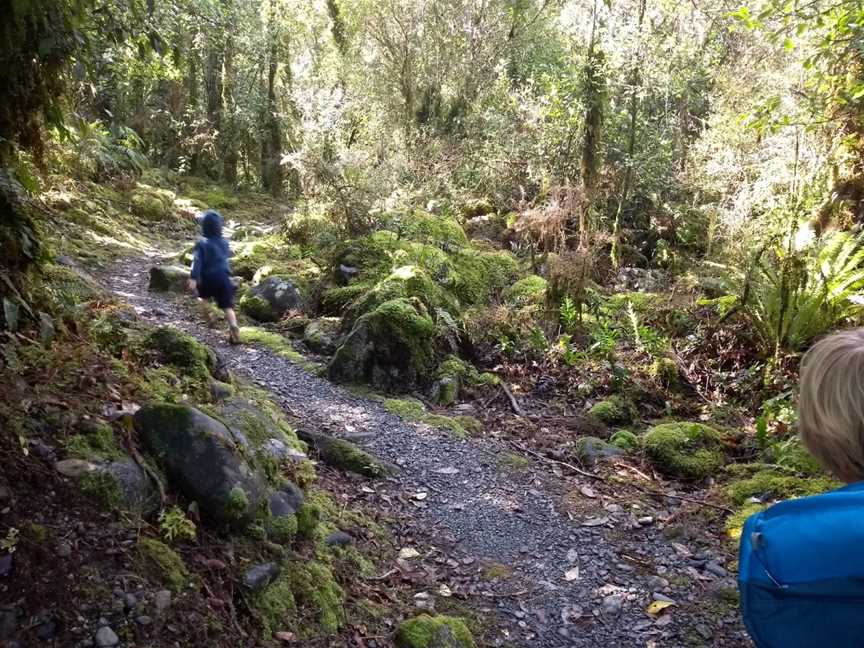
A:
724,469,837,506
744,230,864,354
159,506,197,543
505,275,548,306
137,537,189,592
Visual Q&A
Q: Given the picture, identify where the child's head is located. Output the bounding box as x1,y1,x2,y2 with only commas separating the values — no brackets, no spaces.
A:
200,210,223,239
799,328,864,483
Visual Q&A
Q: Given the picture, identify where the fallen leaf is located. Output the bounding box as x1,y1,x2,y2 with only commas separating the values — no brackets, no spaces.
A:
361,486,375,493
399,547,421,560
566,548,578,563
580,486,597,498
275,630,296,642
646,600,675,615
415,492,428,501
564,567,580,582
438,584,452,597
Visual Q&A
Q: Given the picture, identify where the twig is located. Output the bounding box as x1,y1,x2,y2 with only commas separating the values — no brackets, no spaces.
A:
500,382,527,417
509,440,733,513
509,440,602,480
121,418,167,508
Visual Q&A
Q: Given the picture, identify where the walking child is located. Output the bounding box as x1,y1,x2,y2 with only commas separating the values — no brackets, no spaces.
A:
187,210,241,345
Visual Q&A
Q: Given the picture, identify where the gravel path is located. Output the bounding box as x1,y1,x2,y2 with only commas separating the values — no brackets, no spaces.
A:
101,253,749,648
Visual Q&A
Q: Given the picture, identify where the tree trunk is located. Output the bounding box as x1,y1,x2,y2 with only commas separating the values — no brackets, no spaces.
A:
221,9,239,186
204,39,224,179
261,9,283,197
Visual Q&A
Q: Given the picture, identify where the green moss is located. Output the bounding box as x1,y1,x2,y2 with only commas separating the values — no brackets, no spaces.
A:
447,250,520,305
395,614,476,648
482,563,513,580
187,185,239,209
267,513,298,544
138,537,189,592
255,575,297,638
80,470,123,509
384,398,427,420
609,429,639,451
320,282,375,315
774,439,824,475
320,438,391,478
66,423,123,461
724,469,837,505
226,487,250,522
397,210,468,248
297,503,322,539
499,451,530,470
504,275,548,306
588,395,636,425
643,422,725,480
240,327,318,370
25,522,50,545
130,184,176,220
143,326,214,378
288,561,345,635
649,357,679,387
239,293,277,322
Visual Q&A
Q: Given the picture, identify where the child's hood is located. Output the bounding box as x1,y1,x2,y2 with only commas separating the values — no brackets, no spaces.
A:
200,210,224,238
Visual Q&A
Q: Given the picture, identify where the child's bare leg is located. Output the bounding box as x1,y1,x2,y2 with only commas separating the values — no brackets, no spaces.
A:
225,308,241,344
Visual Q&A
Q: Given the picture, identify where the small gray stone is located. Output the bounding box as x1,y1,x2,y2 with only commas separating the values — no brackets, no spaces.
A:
243,562,280,592
111,599,125,613
324,531,354,547
154,590,172,613
57,542,73,558
124,593,138,609
268,483,304,519
602,594,623,616
705,562,728,578
55,459,98,478
135,615,152,626
95,626,119,647
652,592,676,604
646,575,669,591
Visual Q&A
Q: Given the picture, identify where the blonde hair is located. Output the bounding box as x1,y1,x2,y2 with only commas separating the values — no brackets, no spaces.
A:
799,328,864,483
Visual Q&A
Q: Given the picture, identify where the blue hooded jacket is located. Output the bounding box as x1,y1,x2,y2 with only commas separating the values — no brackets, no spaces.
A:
190,210,231,281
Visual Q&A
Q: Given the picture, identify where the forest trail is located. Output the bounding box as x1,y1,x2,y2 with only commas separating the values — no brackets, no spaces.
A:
100,252,748,648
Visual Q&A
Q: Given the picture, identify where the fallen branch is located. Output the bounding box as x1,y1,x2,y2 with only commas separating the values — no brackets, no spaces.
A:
121,417,167,508
508,441,734,513
500,382,527,417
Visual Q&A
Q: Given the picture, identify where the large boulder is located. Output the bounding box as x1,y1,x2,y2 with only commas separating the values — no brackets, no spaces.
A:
130,184,176,221
149,265,190,292
134,404,267,526
303,318,341,355
328,298,436,391
142,327,215,379
239,276,302,322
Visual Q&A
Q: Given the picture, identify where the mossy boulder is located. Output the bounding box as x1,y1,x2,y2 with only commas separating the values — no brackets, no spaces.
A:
609,430,639,452
142,326,215,378
429,356,498,406
149,265,190,292
643,422,725,480
504,275,547,307
588,395,637,426
298,430,393,478
329,298,436,392
649,357,679,387
240,276,302,322
130,184,176,220
460,197,494,218
396,614,476,648
574,436,625,466
135,404,267,526
303,318,341,355
396,210,468,249
447,250,520,305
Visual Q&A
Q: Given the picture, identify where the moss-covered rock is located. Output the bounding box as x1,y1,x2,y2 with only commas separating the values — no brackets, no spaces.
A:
289,561,345,634
396,210,468,249
329,297,436,391
142,326,215,379
255,574,296,638
149,265,190,292
130,184,176,220
447,250,520,305
609,429,639,452
240,276,302,322
303,317,341,355
574,436,625,466
135,403,267,526
460,198,494,219
297,430,393,478
643,422,725,480
504,275,547,306
395,614,476,648
588,395,636,426
138,537,189,592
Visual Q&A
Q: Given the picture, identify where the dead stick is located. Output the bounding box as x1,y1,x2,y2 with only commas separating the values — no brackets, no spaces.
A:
500,382,527,417
509,440,601,480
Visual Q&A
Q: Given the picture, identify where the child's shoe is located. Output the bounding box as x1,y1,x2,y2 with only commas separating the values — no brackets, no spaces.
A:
228,325,241,345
